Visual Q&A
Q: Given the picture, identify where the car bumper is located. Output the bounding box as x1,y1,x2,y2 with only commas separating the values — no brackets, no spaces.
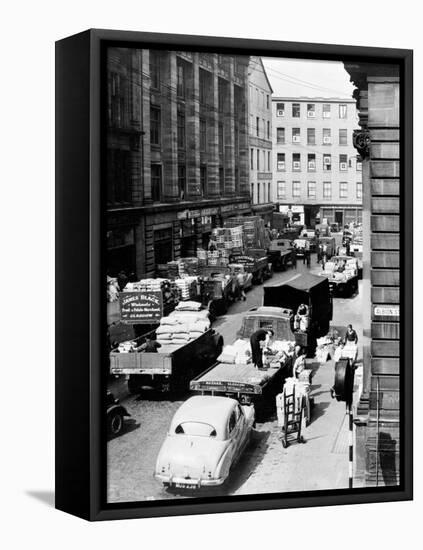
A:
155,473,225,488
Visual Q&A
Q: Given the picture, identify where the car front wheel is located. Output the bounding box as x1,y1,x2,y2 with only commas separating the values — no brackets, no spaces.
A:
108,412,124,436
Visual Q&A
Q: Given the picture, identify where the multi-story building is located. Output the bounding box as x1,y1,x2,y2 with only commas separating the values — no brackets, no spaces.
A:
344,62,401,487
106,48,251,277
272,97,362,228
248,57,274,224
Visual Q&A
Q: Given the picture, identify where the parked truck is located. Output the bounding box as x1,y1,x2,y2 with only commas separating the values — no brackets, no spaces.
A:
263,273,333,354
198,266,236,318
110,328,224,395
229,248,272,284
190,306,295,418
268,239,295,271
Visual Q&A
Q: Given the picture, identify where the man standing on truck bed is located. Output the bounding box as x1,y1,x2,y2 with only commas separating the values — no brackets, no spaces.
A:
250,329,274,370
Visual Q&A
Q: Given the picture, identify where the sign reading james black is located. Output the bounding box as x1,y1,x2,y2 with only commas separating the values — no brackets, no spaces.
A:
119,291,163,324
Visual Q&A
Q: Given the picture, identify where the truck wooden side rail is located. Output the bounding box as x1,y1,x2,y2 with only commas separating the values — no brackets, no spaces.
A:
110,328,223,394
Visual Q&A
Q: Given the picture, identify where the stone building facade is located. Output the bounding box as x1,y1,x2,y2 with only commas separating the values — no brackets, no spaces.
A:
106,48,251,277
344,62,400,486
248,57,274,224
271,97,362,228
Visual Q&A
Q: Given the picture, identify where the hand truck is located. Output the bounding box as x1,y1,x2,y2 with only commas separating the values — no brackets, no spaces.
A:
280,385,306,448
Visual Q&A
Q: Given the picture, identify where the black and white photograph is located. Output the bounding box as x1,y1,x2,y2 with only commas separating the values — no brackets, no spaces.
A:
105,45,403,504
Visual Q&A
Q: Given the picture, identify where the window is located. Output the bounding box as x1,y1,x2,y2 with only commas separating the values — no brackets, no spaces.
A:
150,51,160,90
307,103,316,118
267,121,270,139
150,106,161,146
307,181,316,199
219,167,224,194
268,182,271,202
107,149,131,204
323,103,331,118
257,149,260,171
277,181,286,199
151,164,162,201
218,123,224,155
263,150,266,171
251,183,255,203
356,159,362,171
250,148,254,170
109,72,124,128
292,153,301,171
339,104,348,118
200,119,207,152
339,129,348,145
178,165,186,199
200,166,207,196
323,181,332,199
257,181,260,203
268,151,271,172
292,103,300,117
276,127,285,144
266,95,270,109
277,153,285,171
339,182,348,198
276,102,285,116
307,154,316,171
323,154,331,170
199,69,208,105
339,154,348,171
234,124,239,158
292,181,301,198
307,128,316,145
292,128,300,143
356,182,363,199
177,61,185,98
323,128,331,144
177,112,185,149
256,117,260,137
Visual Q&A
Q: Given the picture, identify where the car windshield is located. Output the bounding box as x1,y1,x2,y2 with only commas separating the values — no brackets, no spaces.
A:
174,422,217,437
295,239,306,247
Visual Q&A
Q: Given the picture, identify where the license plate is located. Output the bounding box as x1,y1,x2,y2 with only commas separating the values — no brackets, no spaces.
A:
175,482,197,489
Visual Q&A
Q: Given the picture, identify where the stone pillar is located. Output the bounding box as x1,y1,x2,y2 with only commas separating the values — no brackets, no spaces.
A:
223,63,235,196
162,52,179,201
141,49,152,204
186,54,201,198
207,57,220,197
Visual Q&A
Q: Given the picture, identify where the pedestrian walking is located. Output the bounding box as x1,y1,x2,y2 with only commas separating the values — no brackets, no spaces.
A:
343,324,358,345
250,329,274,370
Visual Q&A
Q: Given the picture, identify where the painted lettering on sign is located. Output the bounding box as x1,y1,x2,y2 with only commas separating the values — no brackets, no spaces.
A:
120,291,163,324
374,306,400,317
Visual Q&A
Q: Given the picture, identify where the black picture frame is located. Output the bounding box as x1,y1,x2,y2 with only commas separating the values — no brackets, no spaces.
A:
55,29,413,521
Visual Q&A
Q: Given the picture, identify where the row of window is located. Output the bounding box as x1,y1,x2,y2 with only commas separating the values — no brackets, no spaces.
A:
277,181,363,200
249,86,271,111
251,181,272,205
151,106,240,156
250,148,272,172
276,153,362,172
250,115,271,140
276,127,349,146
275,102,349,119
151,164,240,202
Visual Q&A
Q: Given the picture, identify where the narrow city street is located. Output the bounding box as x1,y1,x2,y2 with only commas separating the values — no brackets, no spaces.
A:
107,254,363,503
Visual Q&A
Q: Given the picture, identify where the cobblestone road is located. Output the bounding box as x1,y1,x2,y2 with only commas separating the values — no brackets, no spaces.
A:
107,254,363,503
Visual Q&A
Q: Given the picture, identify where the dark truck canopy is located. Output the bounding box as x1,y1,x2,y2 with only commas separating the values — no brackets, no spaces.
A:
263,273,331,320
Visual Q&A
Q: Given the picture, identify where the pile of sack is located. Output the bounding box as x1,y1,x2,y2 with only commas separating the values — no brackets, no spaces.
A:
155,307,211,347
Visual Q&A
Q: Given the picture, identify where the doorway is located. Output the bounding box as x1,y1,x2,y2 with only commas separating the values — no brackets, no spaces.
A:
335,210,344,227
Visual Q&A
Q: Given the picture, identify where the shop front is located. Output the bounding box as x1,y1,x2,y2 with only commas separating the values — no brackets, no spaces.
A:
320,206,363,227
